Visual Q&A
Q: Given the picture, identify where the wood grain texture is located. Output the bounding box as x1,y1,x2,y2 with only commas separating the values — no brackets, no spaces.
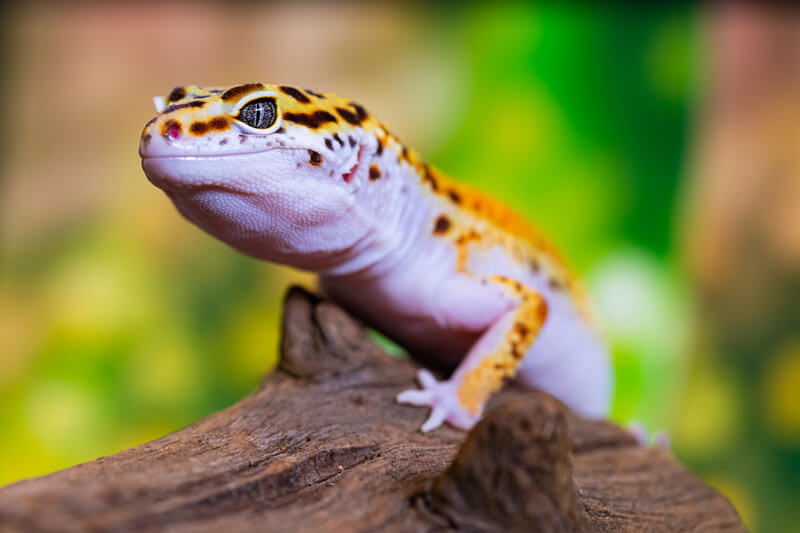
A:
0,287,745,533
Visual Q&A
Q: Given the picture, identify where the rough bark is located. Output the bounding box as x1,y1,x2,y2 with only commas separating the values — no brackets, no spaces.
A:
0,287,744,533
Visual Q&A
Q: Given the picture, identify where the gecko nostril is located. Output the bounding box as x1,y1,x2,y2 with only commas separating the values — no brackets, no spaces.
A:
162,119,182,140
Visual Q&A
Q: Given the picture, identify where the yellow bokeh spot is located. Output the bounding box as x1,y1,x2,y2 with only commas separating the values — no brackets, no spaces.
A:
0,431,66,486
24,380,107,457
126,336,198,406
672,364,741,460
490,86,561,158
703,474,755,531
43,248,155,344
762,340,800,443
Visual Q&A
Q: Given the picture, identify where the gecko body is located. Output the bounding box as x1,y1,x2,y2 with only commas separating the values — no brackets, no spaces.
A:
139,83,612,431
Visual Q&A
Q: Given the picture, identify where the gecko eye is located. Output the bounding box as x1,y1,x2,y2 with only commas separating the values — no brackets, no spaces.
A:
236,97,277,129
228,90,282,134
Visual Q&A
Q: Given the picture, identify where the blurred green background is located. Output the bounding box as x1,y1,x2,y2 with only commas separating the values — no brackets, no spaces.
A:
1,3,798,531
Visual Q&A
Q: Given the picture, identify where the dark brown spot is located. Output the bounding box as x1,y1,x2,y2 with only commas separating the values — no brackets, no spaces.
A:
221,83,264,102
275,127,286,134
219,138,228,145
190,121,210,135
305,88,325,98
142,133,151,145
548,277,564,290
161,119,182,137
239,134,247,144
448,190,462,204
168,86,186,102
308,149,322,166
336,107,361,125
279,85,311,103
401,146,409,161
348,136,357,148
510,343,522,360
333,133,344,147
192,94,209,100
529,257,541,273
369,165,381,181
514,322,530,339
423,164,438,191
375,136,384,156
162,101,205,114
352,103,368,121
325,138,334,150
433,215,451,235
284,110,338,129
209,116,229,130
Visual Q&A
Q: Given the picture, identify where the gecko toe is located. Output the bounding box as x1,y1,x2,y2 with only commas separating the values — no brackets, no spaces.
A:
396,389,432,405
417,368,438,388
421,406,447,433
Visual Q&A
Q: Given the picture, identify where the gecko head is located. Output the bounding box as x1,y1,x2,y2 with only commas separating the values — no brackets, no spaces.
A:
139,83,376,269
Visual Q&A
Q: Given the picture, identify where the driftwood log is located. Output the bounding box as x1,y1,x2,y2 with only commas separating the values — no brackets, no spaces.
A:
0,287,744,532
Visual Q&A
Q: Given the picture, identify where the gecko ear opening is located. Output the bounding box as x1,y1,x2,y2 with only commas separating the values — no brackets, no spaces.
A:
153,96,167,113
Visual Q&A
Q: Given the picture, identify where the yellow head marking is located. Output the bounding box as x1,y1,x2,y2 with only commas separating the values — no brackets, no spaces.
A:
145,83,382,144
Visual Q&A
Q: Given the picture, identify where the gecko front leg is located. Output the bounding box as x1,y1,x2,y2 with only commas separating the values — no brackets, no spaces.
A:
397,276,548,432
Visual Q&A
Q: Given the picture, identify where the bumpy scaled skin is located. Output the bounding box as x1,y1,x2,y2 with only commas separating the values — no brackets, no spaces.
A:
139,83,612,432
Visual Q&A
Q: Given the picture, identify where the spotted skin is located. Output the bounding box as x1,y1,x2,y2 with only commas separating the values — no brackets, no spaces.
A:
139,83,611,432
455,276,547,414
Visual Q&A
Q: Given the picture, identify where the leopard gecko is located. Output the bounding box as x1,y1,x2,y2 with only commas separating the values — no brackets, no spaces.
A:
139,83,612,432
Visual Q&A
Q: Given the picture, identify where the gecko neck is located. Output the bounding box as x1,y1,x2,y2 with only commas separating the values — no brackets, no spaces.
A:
317,139,434,279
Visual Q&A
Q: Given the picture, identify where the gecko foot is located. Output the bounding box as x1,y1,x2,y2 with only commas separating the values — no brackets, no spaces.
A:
628,421,671,449
396,369,480,432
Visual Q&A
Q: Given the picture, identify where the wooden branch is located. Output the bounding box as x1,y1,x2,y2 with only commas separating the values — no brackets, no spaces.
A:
0,287,744,532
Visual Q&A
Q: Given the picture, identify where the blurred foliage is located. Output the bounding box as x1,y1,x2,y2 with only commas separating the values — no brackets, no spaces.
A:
0,3,796,531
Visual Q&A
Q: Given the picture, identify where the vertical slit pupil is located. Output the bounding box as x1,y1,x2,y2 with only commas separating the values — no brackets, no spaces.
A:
237,97,276,129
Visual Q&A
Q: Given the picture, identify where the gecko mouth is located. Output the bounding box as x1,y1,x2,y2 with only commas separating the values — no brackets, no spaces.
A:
140,146,300,161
